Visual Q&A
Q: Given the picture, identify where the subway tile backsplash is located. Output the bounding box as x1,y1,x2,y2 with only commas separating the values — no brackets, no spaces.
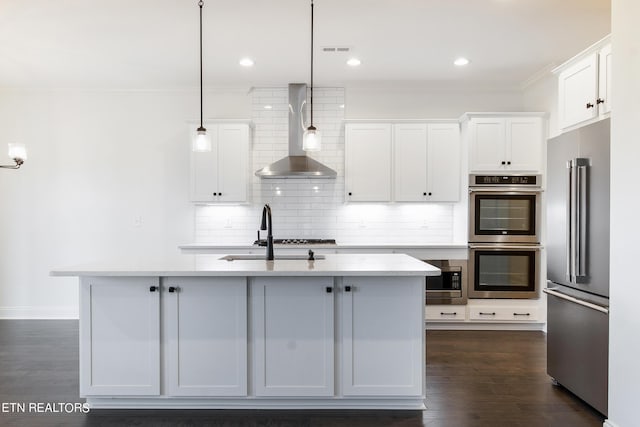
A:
194,87,455,244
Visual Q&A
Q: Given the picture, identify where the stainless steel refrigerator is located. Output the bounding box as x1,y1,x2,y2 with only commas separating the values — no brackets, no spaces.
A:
545,118,610,416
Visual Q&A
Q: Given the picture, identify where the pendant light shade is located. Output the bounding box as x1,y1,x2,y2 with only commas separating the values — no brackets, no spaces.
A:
1,143,27,169
302,0,321,152
193,0,211,152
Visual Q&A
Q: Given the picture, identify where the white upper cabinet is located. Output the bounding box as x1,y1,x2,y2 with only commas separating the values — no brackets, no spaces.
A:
345,123,392,202
555,36,611,131
346,121,460,202
394,123,460,202
190,122,250,203
467,115,543,173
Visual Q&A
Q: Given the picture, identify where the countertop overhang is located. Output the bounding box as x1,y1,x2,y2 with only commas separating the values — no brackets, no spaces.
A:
51,253,440,277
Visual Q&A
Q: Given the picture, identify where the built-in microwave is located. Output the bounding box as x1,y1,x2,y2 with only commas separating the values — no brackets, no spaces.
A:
468,244,540,299
469,174,542,244
424,259,467,305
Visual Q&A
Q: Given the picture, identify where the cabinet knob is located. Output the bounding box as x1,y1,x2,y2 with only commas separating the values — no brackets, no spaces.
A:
168,286,177,293
586,102,595,109
326,286,333,293
423,192,427,196
149,286,158,292
213,192,218,196
501,161,506,165
345,285,352,292
428,192,432,196
507,161,511,165
348,192,352,196
218,192,222,196
597,98,605,104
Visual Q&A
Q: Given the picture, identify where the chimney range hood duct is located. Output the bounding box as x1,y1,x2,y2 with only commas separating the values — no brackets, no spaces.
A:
255,84,337,179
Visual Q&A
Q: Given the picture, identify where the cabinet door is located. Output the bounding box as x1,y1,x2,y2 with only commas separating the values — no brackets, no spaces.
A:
190,125,219,203
427,123,460,201
345,123,392,202
558,53,598,130
341,276,423,396
598,44,612,115
164,277,247,396
469,118,506,172
79,277,160,396
217,124,249,203
252,277,334,396
393,124,428,202
505,117,542,172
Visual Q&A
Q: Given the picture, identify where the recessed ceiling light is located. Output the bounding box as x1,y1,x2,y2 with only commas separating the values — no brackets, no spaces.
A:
264,105,272,110
454,57,470,66
239,58,255,67
346,58,361,67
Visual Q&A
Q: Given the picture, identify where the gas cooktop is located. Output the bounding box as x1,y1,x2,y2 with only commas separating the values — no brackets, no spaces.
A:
253,239,337,246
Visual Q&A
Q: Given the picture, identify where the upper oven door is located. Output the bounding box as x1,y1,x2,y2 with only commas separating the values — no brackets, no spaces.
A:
469,189,541,243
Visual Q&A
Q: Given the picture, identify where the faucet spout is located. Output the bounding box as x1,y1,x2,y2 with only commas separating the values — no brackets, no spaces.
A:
260,204,274,260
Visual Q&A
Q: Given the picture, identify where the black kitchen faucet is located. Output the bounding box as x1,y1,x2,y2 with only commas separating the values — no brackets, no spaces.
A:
260,204,274,260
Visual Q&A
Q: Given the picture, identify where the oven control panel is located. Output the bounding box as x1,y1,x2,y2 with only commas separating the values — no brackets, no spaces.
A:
470,174,540,186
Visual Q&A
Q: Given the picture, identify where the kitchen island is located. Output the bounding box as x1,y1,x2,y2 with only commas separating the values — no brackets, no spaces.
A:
52,254,438,409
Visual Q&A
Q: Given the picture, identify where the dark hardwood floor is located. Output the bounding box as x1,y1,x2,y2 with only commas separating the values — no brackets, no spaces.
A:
0,321,604,427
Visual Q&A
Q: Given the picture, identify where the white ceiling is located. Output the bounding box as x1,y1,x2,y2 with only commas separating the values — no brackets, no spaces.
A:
0,0,610,89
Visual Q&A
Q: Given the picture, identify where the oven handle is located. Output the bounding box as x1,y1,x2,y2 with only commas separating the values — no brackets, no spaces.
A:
468,188,543,193
469,244,542,250
543,288,608,314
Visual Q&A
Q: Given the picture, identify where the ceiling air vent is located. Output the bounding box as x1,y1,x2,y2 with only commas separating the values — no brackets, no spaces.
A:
322,46,351,53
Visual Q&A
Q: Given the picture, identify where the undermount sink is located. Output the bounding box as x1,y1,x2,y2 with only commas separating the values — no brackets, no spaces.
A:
220,254,325,261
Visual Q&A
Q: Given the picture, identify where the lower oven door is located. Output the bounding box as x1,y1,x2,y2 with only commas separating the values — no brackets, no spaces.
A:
468,244,540,299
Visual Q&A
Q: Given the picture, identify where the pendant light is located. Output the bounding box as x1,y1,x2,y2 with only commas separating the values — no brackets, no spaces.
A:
0,143,27,169
193,0,211,152
302,0,321,152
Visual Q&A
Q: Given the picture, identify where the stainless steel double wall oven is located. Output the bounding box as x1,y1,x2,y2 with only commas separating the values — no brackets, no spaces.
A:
468,174,542,298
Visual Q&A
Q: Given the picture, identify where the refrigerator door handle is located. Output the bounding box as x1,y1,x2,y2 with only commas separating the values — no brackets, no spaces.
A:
544,288,608,314
575,158,589,281
566,160,573,281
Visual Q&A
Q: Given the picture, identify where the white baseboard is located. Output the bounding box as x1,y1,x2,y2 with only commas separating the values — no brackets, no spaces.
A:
426,323,545,331
0,306,79,319
604,420,619,427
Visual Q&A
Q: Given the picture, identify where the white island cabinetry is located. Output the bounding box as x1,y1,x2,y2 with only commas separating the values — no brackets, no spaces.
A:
57,254,436,409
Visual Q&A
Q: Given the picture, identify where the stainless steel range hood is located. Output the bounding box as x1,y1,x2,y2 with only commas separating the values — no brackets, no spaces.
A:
255,84,337,179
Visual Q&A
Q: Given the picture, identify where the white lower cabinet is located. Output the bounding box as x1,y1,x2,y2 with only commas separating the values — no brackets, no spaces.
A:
251,277,334,397
341,277,424,396
79,277,160,396
425,305,466,321
164,277,247,396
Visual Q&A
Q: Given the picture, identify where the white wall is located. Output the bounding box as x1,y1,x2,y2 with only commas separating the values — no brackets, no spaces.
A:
523,74,559,139
0,87,250,318
607,1,640,426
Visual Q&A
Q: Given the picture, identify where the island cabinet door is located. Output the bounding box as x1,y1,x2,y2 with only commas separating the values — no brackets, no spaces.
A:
79,277,160,396
163,277,247,396
341,276,424,396
251,277,334,396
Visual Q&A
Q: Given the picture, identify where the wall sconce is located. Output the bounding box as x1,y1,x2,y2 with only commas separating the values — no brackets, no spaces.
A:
0,144,27,169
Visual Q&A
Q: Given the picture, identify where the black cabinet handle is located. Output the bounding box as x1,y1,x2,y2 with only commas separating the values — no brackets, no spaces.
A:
149,286,158,292
345,285,351,292
479,312,496,316
428,192,432,196
501,161,506,165
597,98,605,104
348,192,352,196
507,161,511,165
326,286,333,293
213,192,218,196
423,192,427,196
218,192,222,196
169,286,177,293
513,312,531,316
586,102,595,109
440,312,457,316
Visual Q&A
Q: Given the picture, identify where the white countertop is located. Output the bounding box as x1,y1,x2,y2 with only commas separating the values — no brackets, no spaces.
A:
51,253,440,277
179,243,468,250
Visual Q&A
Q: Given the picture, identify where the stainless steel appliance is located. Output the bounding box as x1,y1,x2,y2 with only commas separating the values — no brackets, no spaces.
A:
545,118,610,416
469,174,542,244
468,244,540,298
424,259,467,305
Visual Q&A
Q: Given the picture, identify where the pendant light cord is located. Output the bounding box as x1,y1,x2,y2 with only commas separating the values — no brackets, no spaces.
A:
199,0,204,130
310,0,314,127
